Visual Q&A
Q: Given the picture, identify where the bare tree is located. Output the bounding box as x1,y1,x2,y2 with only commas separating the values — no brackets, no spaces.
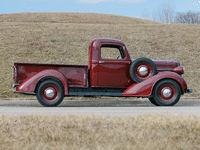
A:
175,11,200,24
142,9,157,22
157,2,176,24
151,10,157,22
141,3,200,24
142,9,151,20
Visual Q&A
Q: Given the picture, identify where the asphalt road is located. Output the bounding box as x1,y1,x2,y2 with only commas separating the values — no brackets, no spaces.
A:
0,99,200,116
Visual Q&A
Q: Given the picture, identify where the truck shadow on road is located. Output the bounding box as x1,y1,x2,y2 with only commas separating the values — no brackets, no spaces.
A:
0,99,199,107
0,99,155,107
60,99,155,107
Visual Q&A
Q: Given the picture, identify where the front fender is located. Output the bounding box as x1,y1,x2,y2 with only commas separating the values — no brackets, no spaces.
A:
16,69,69,95
122,72,187,97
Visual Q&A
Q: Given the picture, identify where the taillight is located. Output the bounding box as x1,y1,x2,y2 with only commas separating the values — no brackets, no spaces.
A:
13,66,17,83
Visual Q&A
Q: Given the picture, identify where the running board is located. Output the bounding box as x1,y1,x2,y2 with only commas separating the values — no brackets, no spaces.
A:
68,88,126,97
14,92,36,96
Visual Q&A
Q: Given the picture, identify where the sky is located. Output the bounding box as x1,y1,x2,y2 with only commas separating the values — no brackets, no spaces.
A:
1,0,200,19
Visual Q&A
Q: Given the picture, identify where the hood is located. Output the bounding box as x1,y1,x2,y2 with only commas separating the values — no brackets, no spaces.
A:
131,59,180,72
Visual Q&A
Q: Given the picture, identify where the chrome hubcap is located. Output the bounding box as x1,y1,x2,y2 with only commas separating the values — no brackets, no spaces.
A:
139,67,148,76
45,89,55,98
162,89,172,98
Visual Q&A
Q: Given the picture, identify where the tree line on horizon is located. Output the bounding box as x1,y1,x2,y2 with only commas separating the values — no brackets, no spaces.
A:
142,2,200,24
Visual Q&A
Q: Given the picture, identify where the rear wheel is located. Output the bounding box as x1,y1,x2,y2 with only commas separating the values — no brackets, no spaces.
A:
36,79,64,107
152,79,181,106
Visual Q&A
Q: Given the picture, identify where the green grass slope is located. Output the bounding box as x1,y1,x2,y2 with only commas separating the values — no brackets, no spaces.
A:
0,12,199,99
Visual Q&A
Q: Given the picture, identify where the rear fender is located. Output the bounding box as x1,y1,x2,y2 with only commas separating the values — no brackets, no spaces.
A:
122,72,187,97
16,69,69,95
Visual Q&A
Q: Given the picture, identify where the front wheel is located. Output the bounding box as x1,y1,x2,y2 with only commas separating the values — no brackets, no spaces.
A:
151,79,181,106
148,97,159,106
36,79,64,107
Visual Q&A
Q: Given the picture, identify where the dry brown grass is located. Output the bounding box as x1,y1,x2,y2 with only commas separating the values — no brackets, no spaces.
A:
0,12,199,99
0,114,200,149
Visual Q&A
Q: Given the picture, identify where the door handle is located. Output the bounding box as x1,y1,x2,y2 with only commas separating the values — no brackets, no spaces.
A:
99,61,104,64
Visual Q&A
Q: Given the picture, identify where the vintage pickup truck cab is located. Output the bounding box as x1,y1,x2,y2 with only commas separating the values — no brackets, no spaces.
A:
12,38,192,107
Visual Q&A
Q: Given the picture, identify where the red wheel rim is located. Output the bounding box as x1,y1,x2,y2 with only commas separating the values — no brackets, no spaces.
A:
41,85,59,102
158,84,176,102
134,62,152,80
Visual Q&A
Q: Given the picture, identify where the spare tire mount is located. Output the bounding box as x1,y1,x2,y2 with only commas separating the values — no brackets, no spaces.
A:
129,57,157,83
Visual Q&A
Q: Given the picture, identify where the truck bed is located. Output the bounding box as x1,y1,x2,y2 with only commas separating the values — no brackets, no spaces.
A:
13,63,88,88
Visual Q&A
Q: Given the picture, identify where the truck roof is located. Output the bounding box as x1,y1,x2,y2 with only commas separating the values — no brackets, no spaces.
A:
91,38,125,45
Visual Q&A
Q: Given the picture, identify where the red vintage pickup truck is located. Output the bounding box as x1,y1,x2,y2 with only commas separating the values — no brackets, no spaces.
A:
12,38,192,107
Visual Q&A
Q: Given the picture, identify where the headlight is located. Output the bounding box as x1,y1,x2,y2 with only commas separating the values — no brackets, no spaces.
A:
172,66,184,75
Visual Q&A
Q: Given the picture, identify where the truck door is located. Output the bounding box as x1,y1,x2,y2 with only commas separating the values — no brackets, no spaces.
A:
97,44,132,88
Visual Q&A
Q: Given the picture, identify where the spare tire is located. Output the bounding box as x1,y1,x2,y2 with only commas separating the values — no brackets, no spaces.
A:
129,57,157,83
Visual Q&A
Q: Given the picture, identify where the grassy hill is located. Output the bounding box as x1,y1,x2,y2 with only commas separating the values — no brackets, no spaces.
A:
0,12,199,99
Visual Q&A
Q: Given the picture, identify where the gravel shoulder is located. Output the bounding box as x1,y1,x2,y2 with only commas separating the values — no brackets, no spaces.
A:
0,99,200,107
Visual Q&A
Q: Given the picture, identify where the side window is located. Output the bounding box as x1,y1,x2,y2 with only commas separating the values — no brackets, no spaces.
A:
101,45,125,60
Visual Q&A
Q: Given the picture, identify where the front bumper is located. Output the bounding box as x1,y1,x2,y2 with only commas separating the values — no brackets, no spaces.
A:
186,88,193,93
11,84,19,88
